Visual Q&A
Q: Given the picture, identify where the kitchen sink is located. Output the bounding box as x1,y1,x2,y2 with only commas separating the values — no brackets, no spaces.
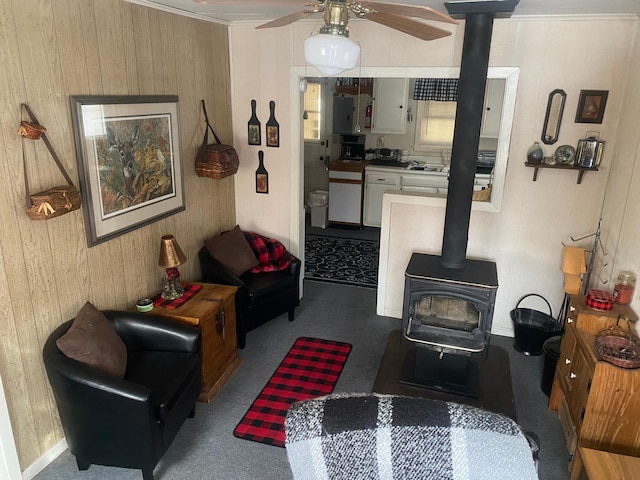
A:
407,165,443,172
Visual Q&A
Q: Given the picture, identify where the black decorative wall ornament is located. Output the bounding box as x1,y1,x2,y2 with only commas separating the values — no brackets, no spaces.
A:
248,99,261,145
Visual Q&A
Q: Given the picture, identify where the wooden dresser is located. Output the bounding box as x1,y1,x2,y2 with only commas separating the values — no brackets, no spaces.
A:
549,294,640,479
142,282,241,402
580,448,640,480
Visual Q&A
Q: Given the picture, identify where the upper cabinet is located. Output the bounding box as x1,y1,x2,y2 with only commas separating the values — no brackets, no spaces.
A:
371,78,409,134
480,79,505,138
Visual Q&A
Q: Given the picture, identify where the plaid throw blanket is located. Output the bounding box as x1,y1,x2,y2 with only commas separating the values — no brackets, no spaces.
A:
285,393,538,480
244,231,294,273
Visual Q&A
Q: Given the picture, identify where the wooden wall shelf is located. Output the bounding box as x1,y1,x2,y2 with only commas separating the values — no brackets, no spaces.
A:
524,161,598,184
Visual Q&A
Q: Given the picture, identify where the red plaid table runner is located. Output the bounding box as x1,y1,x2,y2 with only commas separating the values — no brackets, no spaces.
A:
233,337,352,447
152,284,202,309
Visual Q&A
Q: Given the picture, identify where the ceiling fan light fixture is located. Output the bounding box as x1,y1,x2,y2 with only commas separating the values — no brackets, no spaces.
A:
304,32,360,76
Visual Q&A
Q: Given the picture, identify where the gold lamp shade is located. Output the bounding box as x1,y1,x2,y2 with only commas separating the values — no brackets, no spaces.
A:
158,235,186,268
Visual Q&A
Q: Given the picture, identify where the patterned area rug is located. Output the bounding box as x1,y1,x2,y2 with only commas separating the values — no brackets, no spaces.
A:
233,337,352,447
305,235,379,289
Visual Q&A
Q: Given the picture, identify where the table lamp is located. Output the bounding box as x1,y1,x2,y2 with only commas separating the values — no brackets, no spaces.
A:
158,235,187,300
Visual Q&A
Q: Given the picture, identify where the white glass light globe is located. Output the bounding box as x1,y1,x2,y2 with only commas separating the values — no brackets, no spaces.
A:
304,34,360,76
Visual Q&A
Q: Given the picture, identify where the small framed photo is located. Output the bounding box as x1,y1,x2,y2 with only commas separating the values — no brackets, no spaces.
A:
266,125,279,147
248,99,261,145
266,100,279,147
256,172,268,194
255,150,269,194
248,124,261,145
575,90,608,124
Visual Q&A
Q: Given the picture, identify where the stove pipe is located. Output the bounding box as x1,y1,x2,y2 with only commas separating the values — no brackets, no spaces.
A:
440,13,495,269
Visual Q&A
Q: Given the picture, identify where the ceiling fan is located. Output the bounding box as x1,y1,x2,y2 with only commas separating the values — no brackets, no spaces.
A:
193,0,459,74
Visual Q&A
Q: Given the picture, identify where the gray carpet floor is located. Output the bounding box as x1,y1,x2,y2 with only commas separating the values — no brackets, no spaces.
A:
34,280,569,480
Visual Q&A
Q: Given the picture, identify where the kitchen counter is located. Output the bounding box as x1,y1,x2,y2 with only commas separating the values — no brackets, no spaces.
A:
328,160,369,173
365,164,447,176
362,163,493,227
366,164,493,181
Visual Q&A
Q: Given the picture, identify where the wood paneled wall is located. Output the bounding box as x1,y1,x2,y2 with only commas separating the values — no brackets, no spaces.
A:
0,0,235,469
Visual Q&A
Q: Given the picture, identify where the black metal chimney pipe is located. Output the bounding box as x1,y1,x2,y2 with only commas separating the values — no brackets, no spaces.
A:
440,13,495,269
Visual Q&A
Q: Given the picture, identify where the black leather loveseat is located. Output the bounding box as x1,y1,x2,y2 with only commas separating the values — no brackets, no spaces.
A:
43,310,201,480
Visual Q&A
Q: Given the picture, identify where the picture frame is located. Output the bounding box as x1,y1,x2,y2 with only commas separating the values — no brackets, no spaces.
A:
255,150,269,194
248,99,261,146
575,90,608,124
266,100,280,147
70,95,185,246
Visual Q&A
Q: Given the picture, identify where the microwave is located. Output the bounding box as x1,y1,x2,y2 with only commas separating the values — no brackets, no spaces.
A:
341,143,365,159
340,134,365,145
340,134,366,159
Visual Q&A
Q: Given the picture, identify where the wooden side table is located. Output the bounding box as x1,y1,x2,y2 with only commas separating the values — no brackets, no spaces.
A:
142,282,241,402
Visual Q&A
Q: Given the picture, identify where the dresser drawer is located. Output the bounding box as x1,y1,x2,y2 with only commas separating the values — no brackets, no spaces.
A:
567,294,638,335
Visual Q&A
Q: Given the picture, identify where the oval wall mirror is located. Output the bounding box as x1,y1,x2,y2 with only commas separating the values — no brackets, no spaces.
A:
541,89,566,144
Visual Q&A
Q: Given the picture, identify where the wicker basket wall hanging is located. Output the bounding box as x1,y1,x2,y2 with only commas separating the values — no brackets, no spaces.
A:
195,99,239,179
19,103,81,220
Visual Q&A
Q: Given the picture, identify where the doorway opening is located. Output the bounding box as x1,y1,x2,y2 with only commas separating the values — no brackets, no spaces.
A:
302,76,380,288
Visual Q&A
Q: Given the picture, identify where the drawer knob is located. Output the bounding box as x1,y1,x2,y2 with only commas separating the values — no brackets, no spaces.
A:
565,359,571,365
570,306,576,312
567,318,573,323
570,372,577,379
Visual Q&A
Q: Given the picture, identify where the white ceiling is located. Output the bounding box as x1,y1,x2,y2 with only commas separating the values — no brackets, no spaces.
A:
126,0,640,24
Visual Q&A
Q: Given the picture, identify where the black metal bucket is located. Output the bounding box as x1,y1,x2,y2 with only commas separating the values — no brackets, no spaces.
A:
511,294,563,356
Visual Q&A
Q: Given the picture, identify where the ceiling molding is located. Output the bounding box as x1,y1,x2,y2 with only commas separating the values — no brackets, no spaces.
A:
125,0,231,24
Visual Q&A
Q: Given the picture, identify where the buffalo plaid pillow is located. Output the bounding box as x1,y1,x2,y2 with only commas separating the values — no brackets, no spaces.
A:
244,231,294,273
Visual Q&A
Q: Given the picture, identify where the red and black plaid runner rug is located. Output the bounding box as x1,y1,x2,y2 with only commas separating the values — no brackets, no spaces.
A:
233,337,352,447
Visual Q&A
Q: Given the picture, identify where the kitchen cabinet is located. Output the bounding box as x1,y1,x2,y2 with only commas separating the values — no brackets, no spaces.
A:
328,163,366,226
363,170,401,227
480,79,505,138
549,296,640,480
401,171,449,195
371,78,409,134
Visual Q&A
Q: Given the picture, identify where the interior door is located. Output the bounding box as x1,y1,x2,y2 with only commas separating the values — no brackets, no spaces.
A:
303,78,331,204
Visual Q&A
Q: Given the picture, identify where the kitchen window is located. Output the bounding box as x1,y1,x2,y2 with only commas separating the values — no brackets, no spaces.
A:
303,81,322,141
414,100,457,150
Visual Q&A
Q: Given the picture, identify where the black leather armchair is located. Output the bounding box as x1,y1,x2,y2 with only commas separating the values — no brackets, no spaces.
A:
43,311,202,480
199,246,301,349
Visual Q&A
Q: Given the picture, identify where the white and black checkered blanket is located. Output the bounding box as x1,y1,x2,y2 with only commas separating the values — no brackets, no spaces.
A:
285,393,538,480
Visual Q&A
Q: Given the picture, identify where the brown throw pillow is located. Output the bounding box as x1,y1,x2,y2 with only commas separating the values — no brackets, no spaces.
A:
56,302,127,378
205,225,260,277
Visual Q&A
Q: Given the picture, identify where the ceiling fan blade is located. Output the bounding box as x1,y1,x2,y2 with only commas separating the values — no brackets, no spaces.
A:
364,12,453,41
358,1,458,25
255,8,321,29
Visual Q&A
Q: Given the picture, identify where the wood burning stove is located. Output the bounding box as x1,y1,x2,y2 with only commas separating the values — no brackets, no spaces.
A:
400,253,498,396
403,254,498,355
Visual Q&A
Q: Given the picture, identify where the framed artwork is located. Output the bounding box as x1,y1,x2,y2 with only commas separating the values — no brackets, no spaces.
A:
255,151,269,194
266,100,280,147
70,95,184,246
248,99,261,145
575,90,608,124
